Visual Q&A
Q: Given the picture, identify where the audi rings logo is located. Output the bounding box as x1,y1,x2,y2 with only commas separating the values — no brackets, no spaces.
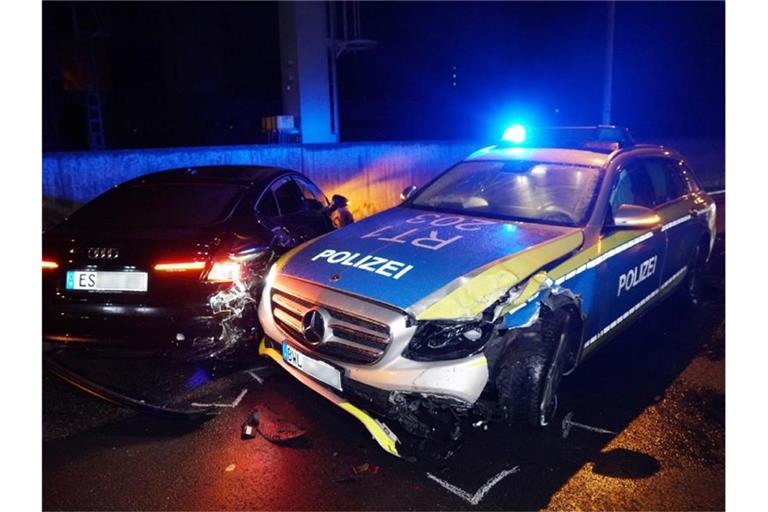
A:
301,308,330,345
87,247,119,260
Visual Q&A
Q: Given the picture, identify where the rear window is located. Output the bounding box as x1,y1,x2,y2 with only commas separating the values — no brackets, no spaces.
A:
70,183,245,228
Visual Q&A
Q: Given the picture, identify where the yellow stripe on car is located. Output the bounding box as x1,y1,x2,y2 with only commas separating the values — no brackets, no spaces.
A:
258,338,401,458
417,231,584,320
463,355,489,368
337,402,400,457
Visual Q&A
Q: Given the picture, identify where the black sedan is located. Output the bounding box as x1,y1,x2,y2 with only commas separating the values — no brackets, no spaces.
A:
43,165,351,360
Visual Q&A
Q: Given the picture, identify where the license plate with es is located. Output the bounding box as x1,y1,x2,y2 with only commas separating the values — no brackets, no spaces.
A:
66,270,148,292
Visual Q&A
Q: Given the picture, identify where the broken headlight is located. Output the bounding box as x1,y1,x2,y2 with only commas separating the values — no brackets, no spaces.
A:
402,284,526,362
403,319,496,361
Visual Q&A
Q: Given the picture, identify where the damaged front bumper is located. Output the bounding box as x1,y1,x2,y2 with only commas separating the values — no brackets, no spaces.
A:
259,337,479,459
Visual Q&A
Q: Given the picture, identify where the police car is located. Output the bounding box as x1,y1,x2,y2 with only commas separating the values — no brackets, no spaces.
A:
256,126,716,458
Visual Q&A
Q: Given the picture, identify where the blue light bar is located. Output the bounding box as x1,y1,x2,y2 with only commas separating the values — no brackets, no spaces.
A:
502,124,527,144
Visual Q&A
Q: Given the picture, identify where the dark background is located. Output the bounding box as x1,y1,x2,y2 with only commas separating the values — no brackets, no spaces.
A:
42,1,724,151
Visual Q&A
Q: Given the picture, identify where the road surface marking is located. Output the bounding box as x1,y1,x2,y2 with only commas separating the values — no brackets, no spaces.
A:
426,467,520,506
191,387,248,408
247,370,264,384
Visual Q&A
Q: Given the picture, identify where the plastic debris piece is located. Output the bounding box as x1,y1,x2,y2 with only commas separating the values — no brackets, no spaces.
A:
225,463,236,472
561,411,617,438
249,405,306,443
351,463,380,476
353,463,370,474
241,422,256,440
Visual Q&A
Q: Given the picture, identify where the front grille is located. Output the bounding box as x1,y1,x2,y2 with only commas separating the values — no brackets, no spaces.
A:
271,288,392,364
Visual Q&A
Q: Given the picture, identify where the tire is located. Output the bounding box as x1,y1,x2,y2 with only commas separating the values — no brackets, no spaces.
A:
496,309,576,427
680,241,708,305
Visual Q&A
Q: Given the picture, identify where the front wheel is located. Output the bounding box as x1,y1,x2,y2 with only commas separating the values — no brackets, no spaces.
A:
496,309,577,427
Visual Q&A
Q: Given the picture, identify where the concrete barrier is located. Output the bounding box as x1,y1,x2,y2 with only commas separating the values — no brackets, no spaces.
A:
43,138,724,227
42,142,481,226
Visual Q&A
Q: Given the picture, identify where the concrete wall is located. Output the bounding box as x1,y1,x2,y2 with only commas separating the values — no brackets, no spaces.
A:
42,142,481,225
42,138,724,227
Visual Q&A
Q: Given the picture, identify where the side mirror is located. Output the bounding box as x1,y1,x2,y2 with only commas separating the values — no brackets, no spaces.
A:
608,204,661,229
401,185,417,201
331,194,349,209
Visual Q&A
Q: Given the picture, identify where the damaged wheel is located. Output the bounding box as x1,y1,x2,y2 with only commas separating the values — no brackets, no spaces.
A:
496,308,577,427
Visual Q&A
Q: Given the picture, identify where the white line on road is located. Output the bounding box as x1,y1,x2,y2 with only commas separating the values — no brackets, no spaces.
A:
191,387,248,408
247,370,264,384
708,189,725,195
426,467,520,506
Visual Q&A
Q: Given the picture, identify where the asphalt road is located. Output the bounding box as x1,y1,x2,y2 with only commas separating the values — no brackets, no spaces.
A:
43,225,725,510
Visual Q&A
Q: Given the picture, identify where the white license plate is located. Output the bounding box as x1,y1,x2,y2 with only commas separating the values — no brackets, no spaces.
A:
282,343,342,391
66,270,148,292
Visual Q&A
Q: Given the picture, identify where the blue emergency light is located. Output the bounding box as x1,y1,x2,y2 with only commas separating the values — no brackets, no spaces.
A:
502,124,527,144
498,125,635,152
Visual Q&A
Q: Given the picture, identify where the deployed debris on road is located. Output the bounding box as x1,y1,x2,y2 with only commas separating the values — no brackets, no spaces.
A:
352,462,380,475
242,406,307,443
561,411,616,438
44,356,218,420
333,462,382,484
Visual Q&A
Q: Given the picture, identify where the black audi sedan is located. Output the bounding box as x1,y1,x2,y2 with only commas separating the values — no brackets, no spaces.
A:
43,165,351,360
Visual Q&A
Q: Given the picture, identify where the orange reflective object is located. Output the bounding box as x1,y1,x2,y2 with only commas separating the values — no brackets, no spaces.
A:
154,261,206,271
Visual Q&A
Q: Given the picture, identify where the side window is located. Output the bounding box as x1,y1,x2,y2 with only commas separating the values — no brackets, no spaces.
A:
295,177,329,211
643,158,687,205
643,159,672,205
664,160,689,199
679,161,702,193
609,162,655,215
272,178,304,216
255,190,279,218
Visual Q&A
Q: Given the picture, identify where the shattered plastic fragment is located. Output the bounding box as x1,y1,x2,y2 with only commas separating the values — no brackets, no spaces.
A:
247,406,307,443
208,280,257,352
241,422,256,439
353,463,370,474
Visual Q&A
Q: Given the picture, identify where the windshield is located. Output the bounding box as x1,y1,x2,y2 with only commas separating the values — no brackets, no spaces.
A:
70,183,246,229
410,160,603,226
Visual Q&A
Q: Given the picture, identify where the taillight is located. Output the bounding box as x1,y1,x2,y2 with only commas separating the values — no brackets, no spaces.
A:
42,260,58,270
206,260,242,282
154,261,206,272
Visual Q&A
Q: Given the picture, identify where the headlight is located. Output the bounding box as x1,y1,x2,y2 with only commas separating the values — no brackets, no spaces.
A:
402,318,496,361
402,283,526,362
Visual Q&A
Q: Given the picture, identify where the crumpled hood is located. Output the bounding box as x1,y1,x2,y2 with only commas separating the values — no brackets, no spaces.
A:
279,207,583,318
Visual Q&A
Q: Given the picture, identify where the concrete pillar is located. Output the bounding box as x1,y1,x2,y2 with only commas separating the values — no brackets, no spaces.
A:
279,2,338,143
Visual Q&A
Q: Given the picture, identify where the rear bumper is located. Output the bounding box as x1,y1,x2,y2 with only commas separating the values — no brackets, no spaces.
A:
43,301,222,358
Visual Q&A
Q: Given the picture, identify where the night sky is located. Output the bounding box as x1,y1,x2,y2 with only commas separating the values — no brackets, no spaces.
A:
42,1,724,151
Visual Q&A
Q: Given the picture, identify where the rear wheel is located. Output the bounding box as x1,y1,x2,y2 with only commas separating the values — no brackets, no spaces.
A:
496,309,577,427
681,241,708,304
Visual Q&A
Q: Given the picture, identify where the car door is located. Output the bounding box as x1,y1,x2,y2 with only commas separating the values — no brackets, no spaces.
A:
293,176,337,232
643,157,707,284
592,159,667,344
